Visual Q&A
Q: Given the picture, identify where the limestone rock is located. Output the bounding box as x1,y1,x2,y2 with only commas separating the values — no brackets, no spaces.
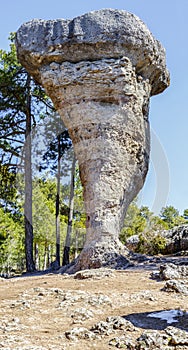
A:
128,225,188,255
160,263,188,280
91,316,135,335
16,9,169,271
106,316,135,331
16,9,169,96
71,307,94,323
161,225,188,254
74,267,114,279
137,329,169,349
109,335,136,349
166,326,188,346
91,320,114,335
126,234,140,251
57,289,112,308
162,279,188,295
65,326,97,340
137,326,188,348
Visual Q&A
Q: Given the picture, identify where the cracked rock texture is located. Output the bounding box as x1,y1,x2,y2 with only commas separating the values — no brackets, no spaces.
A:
16,9,170,270
162,224,188,254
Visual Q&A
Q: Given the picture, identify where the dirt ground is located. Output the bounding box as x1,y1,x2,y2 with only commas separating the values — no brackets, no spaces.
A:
0,263,188,349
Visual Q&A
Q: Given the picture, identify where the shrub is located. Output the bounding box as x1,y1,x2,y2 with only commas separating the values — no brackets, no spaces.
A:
135,231,166,255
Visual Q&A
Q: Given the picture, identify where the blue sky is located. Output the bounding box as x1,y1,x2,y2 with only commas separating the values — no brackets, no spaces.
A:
1,0,188,214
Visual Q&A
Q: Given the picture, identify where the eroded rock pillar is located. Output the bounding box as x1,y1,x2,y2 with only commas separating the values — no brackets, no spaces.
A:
39,57,151,268
16,9,170,271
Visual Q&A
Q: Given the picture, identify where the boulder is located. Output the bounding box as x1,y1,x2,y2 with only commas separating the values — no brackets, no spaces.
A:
161,225,188,254
160,263,188,280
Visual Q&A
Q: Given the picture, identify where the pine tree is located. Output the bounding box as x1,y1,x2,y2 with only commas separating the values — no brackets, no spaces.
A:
0,36,53,272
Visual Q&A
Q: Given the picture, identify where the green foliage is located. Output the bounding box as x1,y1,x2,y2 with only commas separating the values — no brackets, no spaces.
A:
40,130,72,174
120,201,185,252
120,201,169,255
0,37,53,167
73,165,86,226
119,202,147,244
0,163,17,206
160,205,186,228
136,232,166,255
32,183,55,245
183,209,188,220
63,163,86,258
0,207,25,273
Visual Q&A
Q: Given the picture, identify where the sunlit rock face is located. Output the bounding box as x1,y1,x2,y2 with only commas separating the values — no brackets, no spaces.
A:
16,9,170,271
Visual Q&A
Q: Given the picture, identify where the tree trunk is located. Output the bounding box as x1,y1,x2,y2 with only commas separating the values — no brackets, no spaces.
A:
43,243,48,270
47,244,51,268
74,229,78,259
24,74,35,272
62,154,76,265
34,242,39,270
55,135,61,266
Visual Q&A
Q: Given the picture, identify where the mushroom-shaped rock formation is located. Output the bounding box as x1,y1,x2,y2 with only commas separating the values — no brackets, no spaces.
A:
16,9,170,271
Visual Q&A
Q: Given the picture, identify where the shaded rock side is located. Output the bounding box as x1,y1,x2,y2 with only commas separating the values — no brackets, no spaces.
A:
161,224,188,254
160,263,188,281
16,9,169,271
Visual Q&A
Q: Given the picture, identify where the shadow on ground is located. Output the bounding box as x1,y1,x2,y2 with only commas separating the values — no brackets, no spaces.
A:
123,309,188,332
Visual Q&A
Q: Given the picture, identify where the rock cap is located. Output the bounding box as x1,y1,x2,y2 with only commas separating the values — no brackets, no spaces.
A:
16,8,169,95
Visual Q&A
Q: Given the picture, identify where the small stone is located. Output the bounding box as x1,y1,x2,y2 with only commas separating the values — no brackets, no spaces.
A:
106,316,135,331
137,329,169,348
162,279,188,295
88,294,112,307
71,308,94,323
109,336,135,349
159,263,188,281
166,326,188,345
65,327,97,341
150,271,160,280
160,264,181,280
91,321,114,335
74,268,114,279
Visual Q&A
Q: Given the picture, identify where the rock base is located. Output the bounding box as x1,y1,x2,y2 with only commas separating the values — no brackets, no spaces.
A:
60,239,131,274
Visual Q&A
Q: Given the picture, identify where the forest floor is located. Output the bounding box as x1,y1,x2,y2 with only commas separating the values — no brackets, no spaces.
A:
0,256,188,349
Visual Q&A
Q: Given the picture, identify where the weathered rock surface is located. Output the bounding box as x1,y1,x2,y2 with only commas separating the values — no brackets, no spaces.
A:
165,326,188,346
160,263,188,280
71,307,94,323
137,329,170,349
161,225,188,254
91,316,135,335
151,263,188,296
127,225,188,256
137,326,188,349
162,279,188,295
73,267,114,279
16,9,169,270
65,326,97,341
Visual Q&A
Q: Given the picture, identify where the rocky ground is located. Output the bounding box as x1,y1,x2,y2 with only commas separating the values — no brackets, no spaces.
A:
0,255,188,349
